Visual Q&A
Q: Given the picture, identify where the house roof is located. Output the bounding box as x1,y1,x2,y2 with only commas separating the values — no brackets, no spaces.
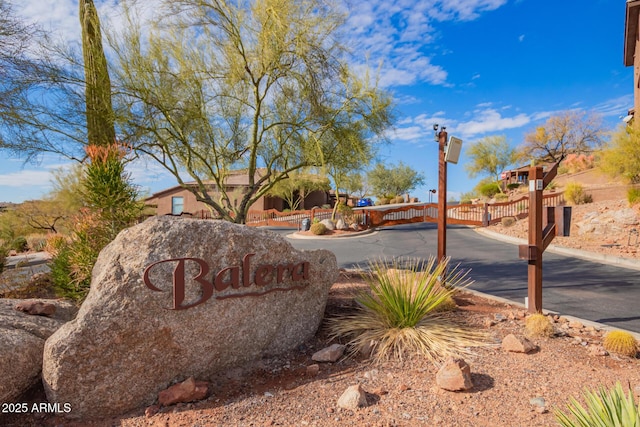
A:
624,1,640,66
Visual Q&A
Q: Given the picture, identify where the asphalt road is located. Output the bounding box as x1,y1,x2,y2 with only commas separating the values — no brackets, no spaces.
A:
269,223,640,334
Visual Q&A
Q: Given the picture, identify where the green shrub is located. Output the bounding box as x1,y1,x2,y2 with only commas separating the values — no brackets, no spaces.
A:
0,245,7,274
603,330,638,357
310,222,327,235
628,188,640,206
494,193,508,202
501,216,516,227
11,236,28,253
327,257,488,363
506,183,521,190
460,198,472,205
564,182,592,205
378,198,390,205
478,182,501,198
555,382,640,427
26,234,47,252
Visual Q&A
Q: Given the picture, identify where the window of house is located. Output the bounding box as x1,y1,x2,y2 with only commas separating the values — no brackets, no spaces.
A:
171,196,184,215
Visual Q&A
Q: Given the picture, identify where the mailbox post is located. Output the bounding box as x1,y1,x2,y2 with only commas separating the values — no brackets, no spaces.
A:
518,160,571,313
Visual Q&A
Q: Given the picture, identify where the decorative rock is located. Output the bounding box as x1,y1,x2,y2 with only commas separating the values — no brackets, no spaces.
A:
145,404,160,418
43,217,338,419
306,364,320,376
320,219,336,230
435,358,473,391
335,219,348,230
530,397,546,408
158,377,208,406
569,320,584,329
501,334,537,353
337,384,368,410
15,300,56,316
312,343,346,362
0,299,75,404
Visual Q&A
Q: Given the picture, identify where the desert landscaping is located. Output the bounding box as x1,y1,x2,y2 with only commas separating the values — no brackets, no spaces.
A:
1,200,640,427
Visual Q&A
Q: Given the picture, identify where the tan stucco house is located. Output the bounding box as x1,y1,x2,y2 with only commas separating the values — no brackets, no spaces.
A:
145,170,331,216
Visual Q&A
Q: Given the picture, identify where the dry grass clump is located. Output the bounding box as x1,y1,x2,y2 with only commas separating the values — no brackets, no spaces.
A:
310,222,327,235
327,257,489,364
525,313,555,338
603,330,638,357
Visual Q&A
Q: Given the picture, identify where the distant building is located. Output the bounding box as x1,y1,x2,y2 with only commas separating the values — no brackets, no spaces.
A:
624,0,640,124
145,170,330,216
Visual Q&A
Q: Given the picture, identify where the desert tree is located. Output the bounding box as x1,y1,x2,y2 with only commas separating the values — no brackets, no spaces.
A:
108,0,392,224
267,171,330,211
465,135,515,187
368,162,424,199
518,111,607,163
599,125,640,184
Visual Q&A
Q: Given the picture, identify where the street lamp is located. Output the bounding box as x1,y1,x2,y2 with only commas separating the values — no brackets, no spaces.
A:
428,189,436,203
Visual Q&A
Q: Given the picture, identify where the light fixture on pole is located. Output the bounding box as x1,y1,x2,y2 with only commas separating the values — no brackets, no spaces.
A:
433,124,448,263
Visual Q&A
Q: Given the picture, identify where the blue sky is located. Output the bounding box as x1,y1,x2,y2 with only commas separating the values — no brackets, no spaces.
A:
0,0,633,203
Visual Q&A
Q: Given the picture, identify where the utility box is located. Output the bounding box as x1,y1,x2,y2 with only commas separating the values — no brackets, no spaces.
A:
555,206,572,237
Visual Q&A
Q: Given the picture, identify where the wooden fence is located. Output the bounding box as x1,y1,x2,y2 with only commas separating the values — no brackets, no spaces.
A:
192,191,565,229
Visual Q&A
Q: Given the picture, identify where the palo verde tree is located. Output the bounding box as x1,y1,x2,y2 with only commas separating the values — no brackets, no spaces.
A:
368,162,425,199
600,125,640,184
465,135,515,189
267,171,330,211
109,0,392,224
518,111,607,163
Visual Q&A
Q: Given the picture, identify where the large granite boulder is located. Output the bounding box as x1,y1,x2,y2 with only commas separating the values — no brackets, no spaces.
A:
43,217,338,419
0,299,76,404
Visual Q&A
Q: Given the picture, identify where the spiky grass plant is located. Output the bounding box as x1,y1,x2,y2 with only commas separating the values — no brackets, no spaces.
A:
525,313,555,338
603,330,638,357
327,257,489,363
554,382,640,427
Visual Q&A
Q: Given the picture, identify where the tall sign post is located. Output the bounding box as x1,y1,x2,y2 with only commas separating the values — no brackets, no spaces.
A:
518,159,571,313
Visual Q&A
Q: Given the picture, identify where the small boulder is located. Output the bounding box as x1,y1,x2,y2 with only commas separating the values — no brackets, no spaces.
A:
320,219,336,230
158,377,208,406
15,300,56,316
501,334,537,353
312,343,345,362
337,384,368,410
335,219,348,230
436,358,473,391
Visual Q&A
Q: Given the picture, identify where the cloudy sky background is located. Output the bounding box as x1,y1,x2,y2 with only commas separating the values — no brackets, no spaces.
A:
0,0,632,203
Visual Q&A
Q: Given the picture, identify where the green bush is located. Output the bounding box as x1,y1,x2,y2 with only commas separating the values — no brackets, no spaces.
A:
506,183,521,190
460,198,472,205
0,245,7,274
310,222,327,235
378,198,390,205
555,382,640,427
11,236,28,253
26,234,47,252
564,182,593,205
327,257,488,363
494,193,508,202
628,188,640,206
478,182,501,198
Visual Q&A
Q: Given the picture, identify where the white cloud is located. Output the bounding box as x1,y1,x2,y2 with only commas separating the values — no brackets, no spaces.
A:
454,108,530,137
0,170,53,187
344,0,508,88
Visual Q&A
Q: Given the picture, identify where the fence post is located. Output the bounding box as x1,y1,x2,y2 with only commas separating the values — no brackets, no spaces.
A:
310,208,315,224
482,203,489,226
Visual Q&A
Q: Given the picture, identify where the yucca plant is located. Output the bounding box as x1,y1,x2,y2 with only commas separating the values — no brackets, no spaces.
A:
327,257,489,363
555,382,640,427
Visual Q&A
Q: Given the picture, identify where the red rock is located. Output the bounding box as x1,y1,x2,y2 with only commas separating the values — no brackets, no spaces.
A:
158,377,209,407
501,334,537,354
15,301,56,316
436,358,473,391
144,404,160,417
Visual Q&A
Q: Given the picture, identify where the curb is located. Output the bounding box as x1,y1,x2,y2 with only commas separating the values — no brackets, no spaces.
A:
473,227,640,271
286,229,377,240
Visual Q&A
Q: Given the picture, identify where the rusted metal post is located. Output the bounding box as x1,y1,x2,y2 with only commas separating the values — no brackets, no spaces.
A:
527,166,544,313
437,130,448,263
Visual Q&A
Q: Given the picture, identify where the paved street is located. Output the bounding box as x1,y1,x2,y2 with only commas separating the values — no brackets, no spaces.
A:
270,223,640,334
